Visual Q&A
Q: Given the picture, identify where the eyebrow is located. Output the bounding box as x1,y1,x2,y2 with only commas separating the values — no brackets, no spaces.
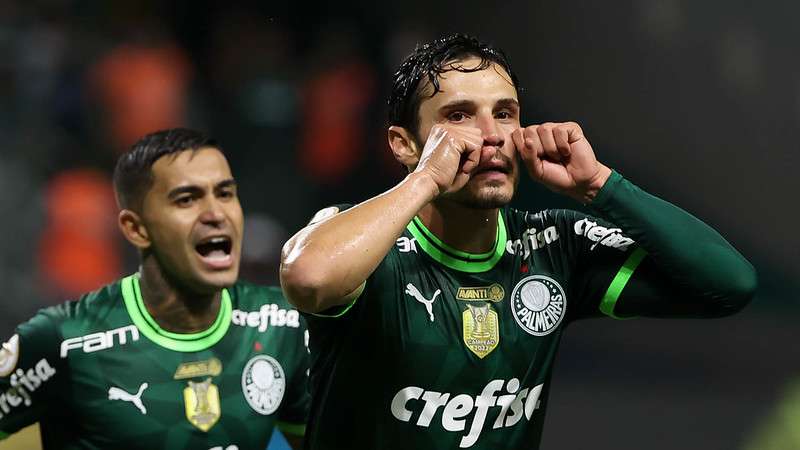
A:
166,178,237,199
438,98,520,113
216,179,237,190
495,98,520,110
439,100,477,113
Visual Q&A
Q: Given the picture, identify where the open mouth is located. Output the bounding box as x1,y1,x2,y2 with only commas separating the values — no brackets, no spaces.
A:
195,236,233,260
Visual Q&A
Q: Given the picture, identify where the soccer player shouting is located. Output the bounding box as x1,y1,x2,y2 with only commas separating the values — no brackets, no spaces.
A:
0,129,309,449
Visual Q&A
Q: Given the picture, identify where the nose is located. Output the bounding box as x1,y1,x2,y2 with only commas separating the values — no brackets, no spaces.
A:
199,199,225,227
476,113,504,149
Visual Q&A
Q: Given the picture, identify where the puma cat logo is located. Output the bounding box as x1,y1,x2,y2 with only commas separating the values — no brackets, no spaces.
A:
405,283,440,322
108,382,149,415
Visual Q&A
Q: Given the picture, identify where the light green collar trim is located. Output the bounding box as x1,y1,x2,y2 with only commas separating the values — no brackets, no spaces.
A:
406,211,506,273
121,274,232,352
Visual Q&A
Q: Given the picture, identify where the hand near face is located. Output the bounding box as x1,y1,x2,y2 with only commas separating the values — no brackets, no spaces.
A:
512,122,612,203
413,124,483,196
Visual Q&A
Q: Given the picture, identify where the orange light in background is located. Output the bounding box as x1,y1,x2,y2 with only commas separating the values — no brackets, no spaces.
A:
37,169,121,299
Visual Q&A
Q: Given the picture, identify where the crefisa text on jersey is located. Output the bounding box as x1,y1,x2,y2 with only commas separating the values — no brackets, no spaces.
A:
505,226,559,258
391,378,544,448
573,218,634,251
231,304,300,332
0,359,57,419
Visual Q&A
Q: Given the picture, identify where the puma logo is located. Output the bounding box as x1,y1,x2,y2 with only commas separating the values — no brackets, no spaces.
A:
108,382,149,415
405,283,440,322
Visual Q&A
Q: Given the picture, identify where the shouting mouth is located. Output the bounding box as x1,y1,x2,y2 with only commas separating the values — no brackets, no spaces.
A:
195,235,234,269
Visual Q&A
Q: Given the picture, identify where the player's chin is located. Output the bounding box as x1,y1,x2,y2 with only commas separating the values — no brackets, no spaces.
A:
461,188,513,209
195,265,240,291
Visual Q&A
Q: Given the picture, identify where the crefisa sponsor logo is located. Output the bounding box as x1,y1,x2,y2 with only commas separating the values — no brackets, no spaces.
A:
510,275,566,336
573,218,634,251
231,304,300,332
506,226,559,258
390,378,544,448
0,358,57,419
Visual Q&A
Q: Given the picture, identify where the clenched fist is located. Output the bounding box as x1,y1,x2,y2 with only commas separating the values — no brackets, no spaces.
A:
511,122,612,203
413,124,482,196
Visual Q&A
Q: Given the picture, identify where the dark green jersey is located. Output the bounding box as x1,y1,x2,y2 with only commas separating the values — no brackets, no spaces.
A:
0,275,310,450
305,207,640,449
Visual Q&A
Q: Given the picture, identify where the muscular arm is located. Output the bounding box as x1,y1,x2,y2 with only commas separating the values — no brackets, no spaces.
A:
280,173,438,313
590,171,757,317
280,125,481,313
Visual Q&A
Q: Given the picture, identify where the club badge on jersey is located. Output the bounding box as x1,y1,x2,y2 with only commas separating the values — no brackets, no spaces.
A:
510,275,567,336
457,284,505,358
242,355,285,416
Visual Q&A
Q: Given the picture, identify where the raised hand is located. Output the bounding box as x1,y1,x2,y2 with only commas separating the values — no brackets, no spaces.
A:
413,124,483,196
511,122,612,203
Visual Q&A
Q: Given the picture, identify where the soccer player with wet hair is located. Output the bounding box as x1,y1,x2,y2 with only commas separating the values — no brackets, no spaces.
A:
280,34,756,449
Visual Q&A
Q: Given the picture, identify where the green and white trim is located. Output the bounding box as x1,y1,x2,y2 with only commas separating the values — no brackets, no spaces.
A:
407,211,507,273
121,274,232,352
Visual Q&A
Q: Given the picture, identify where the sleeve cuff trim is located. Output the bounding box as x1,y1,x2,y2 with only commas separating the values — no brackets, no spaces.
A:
600,247,647,319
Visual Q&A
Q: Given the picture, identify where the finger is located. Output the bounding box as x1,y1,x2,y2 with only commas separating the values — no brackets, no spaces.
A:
536,123,561,162
553,125,571,159
521,127,545,179
523,126,543,159
460,143,481,174
565,122,584,143
511,128,525,154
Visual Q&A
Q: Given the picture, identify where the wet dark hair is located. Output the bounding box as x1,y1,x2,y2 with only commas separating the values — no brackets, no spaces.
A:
113,128,221,211
387,33,519,138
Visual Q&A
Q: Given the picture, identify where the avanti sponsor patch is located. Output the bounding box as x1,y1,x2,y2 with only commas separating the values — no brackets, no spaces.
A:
510,275,566,336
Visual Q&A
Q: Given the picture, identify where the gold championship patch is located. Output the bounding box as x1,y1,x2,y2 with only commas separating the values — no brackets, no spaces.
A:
183,378,221,432
456,284,505,303
174,358,222,380
462,303,500,359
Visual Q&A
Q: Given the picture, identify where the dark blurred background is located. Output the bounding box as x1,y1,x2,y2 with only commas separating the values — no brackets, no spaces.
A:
0,1,797,449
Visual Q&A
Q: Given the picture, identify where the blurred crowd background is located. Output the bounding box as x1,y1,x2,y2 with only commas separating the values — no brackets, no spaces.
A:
0,1,798,449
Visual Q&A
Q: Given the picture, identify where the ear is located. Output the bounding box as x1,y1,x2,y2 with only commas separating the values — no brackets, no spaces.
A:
118,209,151,250
388,126,422,169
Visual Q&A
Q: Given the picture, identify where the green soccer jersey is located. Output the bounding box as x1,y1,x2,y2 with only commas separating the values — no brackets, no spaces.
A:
0,275,310,450
304,207,642,450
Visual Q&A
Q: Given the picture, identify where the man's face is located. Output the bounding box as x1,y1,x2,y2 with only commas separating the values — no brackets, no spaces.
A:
416,58,521,208
140,148,243,294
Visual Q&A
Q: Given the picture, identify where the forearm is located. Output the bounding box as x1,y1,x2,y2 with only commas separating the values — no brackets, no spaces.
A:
589,171,757,314
280,172,437,312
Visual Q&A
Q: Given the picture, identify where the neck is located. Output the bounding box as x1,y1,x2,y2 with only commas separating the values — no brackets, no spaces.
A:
137,256,222,334
417,200,499,254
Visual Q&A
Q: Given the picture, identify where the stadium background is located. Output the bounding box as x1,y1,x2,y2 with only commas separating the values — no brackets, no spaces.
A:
0,1,798,449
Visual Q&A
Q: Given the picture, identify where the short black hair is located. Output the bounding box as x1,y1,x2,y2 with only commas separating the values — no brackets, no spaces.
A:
387,33,519,138
113,128,221,211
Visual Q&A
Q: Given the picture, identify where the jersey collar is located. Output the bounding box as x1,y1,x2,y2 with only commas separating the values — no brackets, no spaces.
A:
406,210,507,273
121,274,232,352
